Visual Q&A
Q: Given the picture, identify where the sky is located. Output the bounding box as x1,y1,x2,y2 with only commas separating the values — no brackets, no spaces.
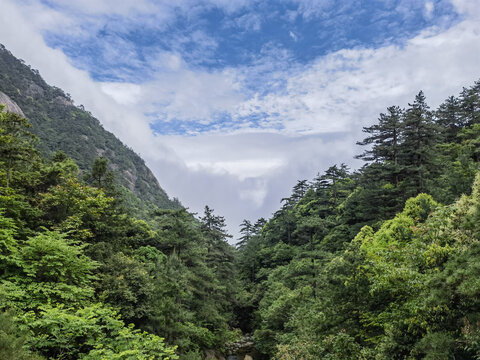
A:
0,0,479,240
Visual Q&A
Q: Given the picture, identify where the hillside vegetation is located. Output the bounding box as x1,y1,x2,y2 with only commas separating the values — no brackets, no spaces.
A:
0,44,180,218
236,80,480,359
0,103,239,359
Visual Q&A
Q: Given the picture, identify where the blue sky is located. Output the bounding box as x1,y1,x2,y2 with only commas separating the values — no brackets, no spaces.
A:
1,0,479,238
43,0,459,80
38,0,461,135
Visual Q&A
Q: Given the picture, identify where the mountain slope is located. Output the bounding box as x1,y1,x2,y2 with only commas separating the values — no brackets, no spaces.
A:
0,44,180,212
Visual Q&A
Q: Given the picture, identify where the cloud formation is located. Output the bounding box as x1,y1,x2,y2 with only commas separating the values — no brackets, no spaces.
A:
0,0,479,239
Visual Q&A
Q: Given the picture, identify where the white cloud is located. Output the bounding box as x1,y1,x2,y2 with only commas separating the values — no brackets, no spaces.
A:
40,0,255,23
290,0,333,20
100,83,143,105
450,0,480,18
235,13,262,31
142,67,245,122
1,0,479,240
425,1,435,19
185,159,286,180
152,131,359,236
234,17,480,134
40,0,157,15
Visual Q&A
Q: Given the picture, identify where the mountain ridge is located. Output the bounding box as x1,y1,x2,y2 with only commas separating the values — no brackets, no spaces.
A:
0,44,180,213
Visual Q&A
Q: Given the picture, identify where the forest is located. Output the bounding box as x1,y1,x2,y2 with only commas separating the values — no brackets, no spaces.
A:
1,64,480,358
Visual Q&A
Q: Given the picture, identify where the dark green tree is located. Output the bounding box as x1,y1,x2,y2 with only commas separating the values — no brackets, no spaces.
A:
357,106,403,186
237,219,253,250
91,156,108,187
400,91,440,196
436,95,463,143
0,107,38,188
459,80,480,127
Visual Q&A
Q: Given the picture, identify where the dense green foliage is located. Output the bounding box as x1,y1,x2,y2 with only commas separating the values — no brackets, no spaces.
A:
0,105,239,359
0,44,181,218
237,80,480,359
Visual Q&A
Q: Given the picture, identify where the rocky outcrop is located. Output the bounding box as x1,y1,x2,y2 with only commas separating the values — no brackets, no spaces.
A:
54,95,73,107
225,335,257,360
25,82,44,98
0,91,25,117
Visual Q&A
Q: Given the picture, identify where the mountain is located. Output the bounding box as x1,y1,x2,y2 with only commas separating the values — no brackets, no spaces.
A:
0,64,237,359
0,44,180,213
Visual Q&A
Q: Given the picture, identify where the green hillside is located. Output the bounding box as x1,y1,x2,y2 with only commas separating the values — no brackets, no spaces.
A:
0,44,180,214
236,80,480,359
0,103,238,360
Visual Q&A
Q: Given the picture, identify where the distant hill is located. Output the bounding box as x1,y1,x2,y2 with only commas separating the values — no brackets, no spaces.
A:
0,44,180,213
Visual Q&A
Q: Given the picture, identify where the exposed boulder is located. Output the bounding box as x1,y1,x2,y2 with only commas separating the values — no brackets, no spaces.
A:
0,91,25,117
54,95,73,107
25,82,44,98
225,335,257,360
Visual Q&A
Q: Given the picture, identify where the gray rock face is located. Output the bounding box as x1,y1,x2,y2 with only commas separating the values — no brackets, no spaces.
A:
0,91,25,117
54,95,73,107
25,82,44,98
225,335,257,360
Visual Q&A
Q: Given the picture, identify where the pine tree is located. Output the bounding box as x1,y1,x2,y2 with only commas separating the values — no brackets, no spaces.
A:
436,96,463,143
312,164,351,210
356,106,403,187
237,219,253,249
290,179,309,204
400,91,440,195
459,80,480,127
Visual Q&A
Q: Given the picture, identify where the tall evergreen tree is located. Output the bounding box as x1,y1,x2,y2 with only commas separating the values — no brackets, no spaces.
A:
400,91,440,195
312,164,352,211
436,95,463,143
237,219,253,250
356,106,403,187
290,179,309,204
459,80,480,127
